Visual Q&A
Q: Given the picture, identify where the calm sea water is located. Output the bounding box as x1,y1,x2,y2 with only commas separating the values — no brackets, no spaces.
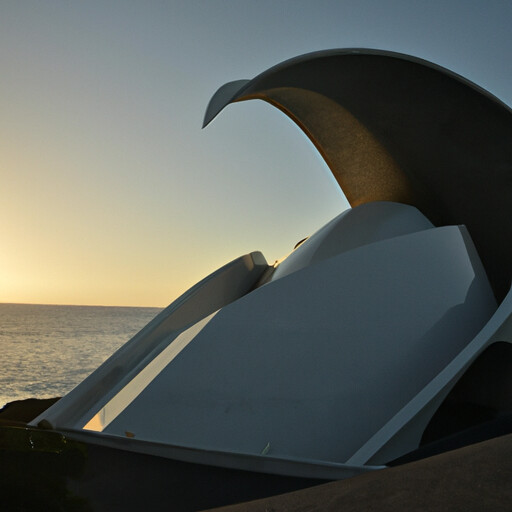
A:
0,303,162,409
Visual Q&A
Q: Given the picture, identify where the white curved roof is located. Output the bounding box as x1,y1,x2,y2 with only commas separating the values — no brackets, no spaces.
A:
33,202,497,468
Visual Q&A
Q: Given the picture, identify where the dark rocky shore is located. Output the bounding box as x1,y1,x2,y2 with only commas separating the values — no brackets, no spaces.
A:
0,397,60,426
1,398,511,511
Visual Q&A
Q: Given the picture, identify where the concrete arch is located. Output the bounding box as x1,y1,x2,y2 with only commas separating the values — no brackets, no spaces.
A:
204,49,512,302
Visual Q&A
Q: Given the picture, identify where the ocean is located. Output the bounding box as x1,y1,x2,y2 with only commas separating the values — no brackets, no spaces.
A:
0,303,162,409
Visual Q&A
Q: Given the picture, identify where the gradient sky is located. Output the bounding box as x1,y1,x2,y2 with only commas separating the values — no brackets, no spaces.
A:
2,1,512,307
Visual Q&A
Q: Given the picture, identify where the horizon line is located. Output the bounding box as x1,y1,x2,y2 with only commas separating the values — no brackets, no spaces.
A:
0,301,164,309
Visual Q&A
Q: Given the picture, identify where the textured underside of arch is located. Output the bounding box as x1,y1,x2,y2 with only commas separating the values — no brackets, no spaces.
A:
204,49,512,302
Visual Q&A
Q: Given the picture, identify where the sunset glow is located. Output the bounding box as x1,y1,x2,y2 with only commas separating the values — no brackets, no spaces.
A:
2,1,510,306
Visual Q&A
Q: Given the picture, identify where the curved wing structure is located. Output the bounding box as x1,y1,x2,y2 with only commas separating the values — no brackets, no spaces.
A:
204,49,512,302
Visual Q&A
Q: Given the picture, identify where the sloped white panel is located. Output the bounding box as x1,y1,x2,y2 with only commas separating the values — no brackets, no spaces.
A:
102,226,495,463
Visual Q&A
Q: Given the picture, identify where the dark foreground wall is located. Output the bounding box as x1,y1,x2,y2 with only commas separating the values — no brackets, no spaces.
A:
208,433,512,512
2,399,511,511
